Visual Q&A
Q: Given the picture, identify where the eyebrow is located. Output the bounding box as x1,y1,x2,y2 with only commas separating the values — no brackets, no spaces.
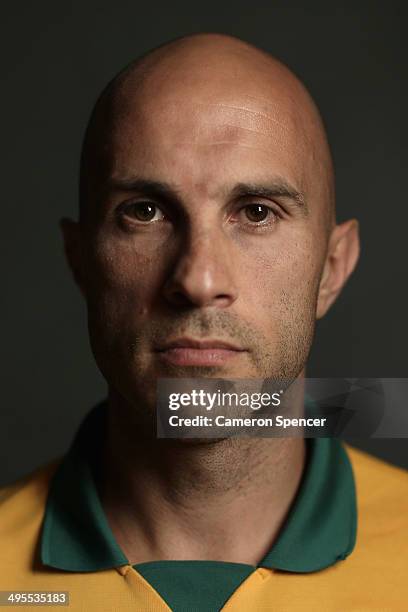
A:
107,177,183,207
107,176,307,214
230,181,307,213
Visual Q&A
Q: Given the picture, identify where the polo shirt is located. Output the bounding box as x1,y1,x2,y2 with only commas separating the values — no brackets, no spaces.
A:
1,400,407,611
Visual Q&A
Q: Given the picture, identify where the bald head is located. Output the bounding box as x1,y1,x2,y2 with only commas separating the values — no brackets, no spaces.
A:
79,33,335,230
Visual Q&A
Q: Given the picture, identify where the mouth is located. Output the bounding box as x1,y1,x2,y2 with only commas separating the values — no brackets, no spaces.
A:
154,337,247,367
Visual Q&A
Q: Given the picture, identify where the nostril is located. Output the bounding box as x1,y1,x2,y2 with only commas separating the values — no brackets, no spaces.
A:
168,290,196,308
213,294,235,308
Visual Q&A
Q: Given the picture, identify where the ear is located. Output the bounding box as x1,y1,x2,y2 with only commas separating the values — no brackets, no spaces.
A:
60,217,87,298
316,219,360,319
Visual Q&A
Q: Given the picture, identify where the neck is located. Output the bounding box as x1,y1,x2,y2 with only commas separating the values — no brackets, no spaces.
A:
98,390,306,566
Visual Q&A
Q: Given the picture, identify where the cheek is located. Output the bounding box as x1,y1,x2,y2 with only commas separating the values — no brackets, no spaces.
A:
85,237,163,318
238,231,322,322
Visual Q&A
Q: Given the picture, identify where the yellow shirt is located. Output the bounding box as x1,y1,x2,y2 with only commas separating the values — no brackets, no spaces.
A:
1,402,407,611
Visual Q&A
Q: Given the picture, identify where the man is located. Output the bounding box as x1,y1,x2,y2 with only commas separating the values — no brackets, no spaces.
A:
1,33,407,611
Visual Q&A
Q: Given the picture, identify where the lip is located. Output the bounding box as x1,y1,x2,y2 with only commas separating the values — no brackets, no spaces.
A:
155,337,247,367
156,337,245,351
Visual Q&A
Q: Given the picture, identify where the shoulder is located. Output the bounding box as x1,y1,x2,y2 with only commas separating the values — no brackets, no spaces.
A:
0,459,61,504
0,459,62,553
345,444,408,555
345,444,408,500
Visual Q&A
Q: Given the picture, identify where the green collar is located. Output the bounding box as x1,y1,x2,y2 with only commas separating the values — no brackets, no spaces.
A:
40,401,356,573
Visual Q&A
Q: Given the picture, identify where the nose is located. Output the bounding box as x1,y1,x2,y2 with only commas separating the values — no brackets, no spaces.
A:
162,227,238,309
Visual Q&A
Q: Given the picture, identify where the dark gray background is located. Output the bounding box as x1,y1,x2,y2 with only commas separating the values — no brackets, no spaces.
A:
1,1,407,486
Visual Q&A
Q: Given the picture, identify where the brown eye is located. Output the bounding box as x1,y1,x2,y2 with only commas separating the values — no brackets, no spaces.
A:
244,204,270,223
121,201,165,223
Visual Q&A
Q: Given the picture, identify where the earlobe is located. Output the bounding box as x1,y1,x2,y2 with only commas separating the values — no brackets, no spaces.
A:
60,217,87,298
316,219,360,319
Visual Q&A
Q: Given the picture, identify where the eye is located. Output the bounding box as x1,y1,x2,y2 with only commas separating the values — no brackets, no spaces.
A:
119,201,165,223
241,203,278,224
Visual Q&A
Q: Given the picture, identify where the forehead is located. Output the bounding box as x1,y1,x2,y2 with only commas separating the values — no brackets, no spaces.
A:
107,88,314,198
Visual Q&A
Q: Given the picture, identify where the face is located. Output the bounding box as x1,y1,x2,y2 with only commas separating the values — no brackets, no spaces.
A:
73,81,335,413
